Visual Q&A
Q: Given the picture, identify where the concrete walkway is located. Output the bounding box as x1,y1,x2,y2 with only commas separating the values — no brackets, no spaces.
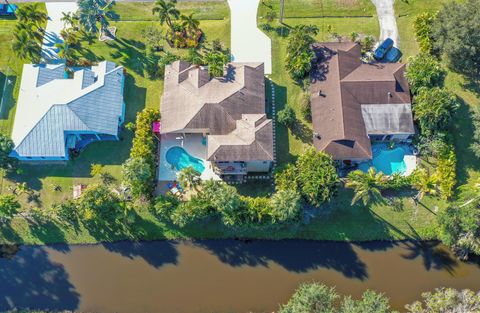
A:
41,2,78,63
227,0,272,74
371,0,399,47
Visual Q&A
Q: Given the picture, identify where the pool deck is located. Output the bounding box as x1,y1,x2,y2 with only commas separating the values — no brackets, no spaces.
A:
158,133,220,182
404,155,417,176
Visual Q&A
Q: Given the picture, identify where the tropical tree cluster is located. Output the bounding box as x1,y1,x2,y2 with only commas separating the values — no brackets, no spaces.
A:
405,54,446,95
152,0,203,49
11,3,47,63
155,179,302,227
285,24,318,81
280,283,480,313
122,108,160,199
0,134,17,172
432,0,480,81
276,148,339,207
277,105,297,128
0,194,21,222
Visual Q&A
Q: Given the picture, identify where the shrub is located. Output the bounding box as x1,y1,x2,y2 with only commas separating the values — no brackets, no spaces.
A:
434,147,457,200
127,108,160,198
122,157,154,198
413,87,458,137
296,148,339,206
153,194,180,217
242,196,272,224
269,190,302,223
471,112,480,159
299,92,311,120
275,163,299,192
285,25,318,80
0,194,20,221
0,134,17,171
277,106,297,128
406,54,446,94
76,184,123,222
413,12,438,56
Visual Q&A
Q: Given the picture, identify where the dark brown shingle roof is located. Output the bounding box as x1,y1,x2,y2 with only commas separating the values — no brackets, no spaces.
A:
310,42,414,161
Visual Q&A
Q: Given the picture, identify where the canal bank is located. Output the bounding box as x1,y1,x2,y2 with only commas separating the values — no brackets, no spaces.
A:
0,240,479,312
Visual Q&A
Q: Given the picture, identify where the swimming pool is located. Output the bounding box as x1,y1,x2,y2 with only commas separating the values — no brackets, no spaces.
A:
165,146,205,174
359,143,411,175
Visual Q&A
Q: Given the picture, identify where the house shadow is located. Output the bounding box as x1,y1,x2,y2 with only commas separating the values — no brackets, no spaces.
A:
0,246,80,311
192,239,368,280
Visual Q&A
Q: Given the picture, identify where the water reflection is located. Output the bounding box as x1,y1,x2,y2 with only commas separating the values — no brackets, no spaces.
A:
0,240,478,313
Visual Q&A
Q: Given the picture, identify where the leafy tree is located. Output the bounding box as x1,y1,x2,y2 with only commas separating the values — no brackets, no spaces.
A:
411,168,438,201
413,87,458,136
77,0,116,35
269,190,302,223
471,112,480,159
340,290,392,313
435,147,456,200
406,54,446,94
285,25,318,80
170,194,212,227
275,163,299,192
0,195,20,221
90,163,104,177
277,106,297,128
279,282,338,313
265,10,277,23
345,168,387,206
122,157,153,198
413,12,438,56
0,134,16,171
432,0,480,80
152,0,180,35
152,193,180,216
204,51,229,77
76,184,122,222
201,180,243,226
11,30,41,63
130,108,160,169
242,196,271,224
141,25,164,52
177,166,201,190
406,288,480,312
437,202,480,259
296,148,339,206
52,200,79,224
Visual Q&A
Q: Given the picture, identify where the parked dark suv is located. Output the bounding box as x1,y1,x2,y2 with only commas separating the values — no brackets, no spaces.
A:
374,38,394,61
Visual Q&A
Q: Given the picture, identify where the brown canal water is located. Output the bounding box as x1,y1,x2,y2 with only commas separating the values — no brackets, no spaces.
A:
0,240,479,313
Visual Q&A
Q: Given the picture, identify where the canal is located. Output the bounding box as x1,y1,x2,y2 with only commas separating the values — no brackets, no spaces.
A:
0,240,479,312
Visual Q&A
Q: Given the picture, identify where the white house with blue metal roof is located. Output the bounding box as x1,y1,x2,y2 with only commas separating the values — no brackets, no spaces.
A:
10,61,125,161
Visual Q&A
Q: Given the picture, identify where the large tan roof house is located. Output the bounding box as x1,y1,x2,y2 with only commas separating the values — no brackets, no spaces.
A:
310,42,414,165
160,61,274,181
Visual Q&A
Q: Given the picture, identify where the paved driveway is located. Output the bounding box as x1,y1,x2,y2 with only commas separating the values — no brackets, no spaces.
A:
371,0,399,47
41,2,78,63
228,0,272,74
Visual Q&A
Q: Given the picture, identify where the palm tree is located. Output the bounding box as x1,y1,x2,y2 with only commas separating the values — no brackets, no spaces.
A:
152,0,180,33
177,166,201,191
204,51,228,77
411,168,438,201
180,13,199,34
345,168,387,206
15,20,43,42
16,3,47,29
77,0,115,35
11,30,41,63
61,12,80,30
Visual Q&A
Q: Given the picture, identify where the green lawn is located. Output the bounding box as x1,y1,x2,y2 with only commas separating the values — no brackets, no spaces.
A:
0,2,231,210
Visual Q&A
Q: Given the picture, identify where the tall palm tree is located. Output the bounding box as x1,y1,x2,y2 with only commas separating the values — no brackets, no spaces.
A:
61,12,80,31
152,0,180,33
177,166,201,191
15,20,43,42
180,13,199,34
77,0,115,35
345,168,387,205
55,41,77,63
411,168,438,201
16,3,47,29
11,30,41,63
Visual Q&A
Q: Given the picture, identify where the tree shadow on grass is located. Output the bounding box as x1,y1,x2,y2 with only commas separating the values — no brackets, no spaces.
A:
193,239,368,280
107,38,149,76
291,120,313,144
27,220,70,252
0,246,80,311
451,95,480,185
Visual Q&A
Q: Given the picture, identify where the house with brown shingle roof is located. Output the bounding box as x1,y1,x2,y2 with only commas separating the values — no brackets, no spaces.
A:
160,61,273,181
310,42,414,165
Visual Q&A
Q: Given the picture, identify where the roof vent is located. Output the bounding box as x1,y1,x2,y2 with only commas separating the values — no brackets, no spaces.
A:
314,132,321,139
388,92,392,98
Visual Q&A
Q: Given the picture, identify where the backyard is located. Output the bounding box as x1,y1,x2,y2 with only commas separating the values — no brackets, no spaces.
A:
0,0,477,245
